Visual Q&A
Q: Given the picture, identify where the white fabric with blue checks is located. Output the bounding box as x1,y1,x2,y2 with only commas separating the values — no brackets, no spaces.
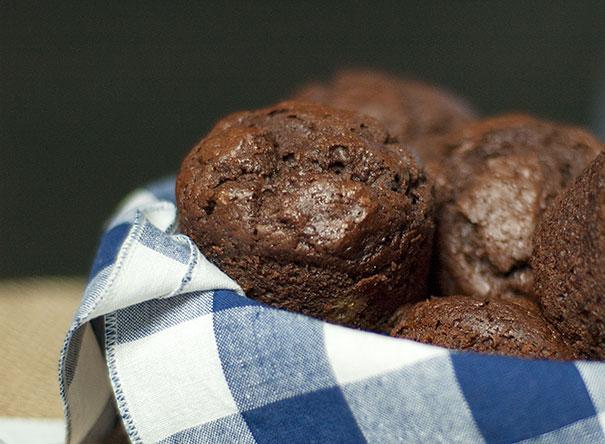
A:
59,177,605,444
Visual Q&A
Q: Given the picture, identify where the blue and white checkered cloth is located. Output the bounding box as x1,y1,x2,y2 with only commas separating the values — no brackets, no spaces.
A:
59,177,605,444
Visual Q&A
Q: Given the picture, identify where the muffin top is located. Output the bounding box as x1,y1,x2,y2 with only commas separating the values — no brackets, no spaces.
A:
437,114,602,300
291,69,476,147
176,100,433,276
446,114,601,200
390,295,576,360
532,152,605,359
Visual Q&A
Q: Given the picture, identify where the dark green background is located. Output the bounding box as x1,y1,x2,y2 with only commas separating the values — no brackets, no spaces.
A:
2,2,604,278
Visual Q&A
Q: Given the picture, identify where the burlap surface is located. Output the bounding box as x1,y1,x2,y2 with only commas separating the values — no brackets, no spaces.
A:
0,277,130,443
0,277,85,418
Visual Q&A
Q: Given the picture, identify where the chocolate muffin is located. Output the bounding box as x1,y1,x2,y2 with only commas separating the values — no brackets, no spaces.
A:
290,70,477,171
532,152,605,359
437,114,602,301
176,101,434,331
390,296,576,360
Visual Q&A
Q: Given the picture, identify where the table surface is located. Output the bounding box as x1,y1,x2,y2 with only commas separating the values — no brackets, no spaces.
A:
0,277,130,443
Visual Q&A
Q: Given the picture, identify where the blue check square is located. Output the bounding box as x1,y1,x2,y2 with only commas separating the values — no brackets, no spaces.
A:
243,386,366,444
452,353,597,444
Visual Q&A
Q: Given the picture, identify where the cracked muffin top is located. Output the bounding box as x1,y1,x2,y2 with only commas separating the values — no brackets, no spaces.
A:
437,114,602,301
177,100,432,273
175,101,435,330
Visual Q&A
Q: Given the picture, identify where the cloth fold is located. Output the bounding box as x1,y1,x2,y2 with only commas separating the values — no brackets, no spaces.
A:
60,178,605,444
